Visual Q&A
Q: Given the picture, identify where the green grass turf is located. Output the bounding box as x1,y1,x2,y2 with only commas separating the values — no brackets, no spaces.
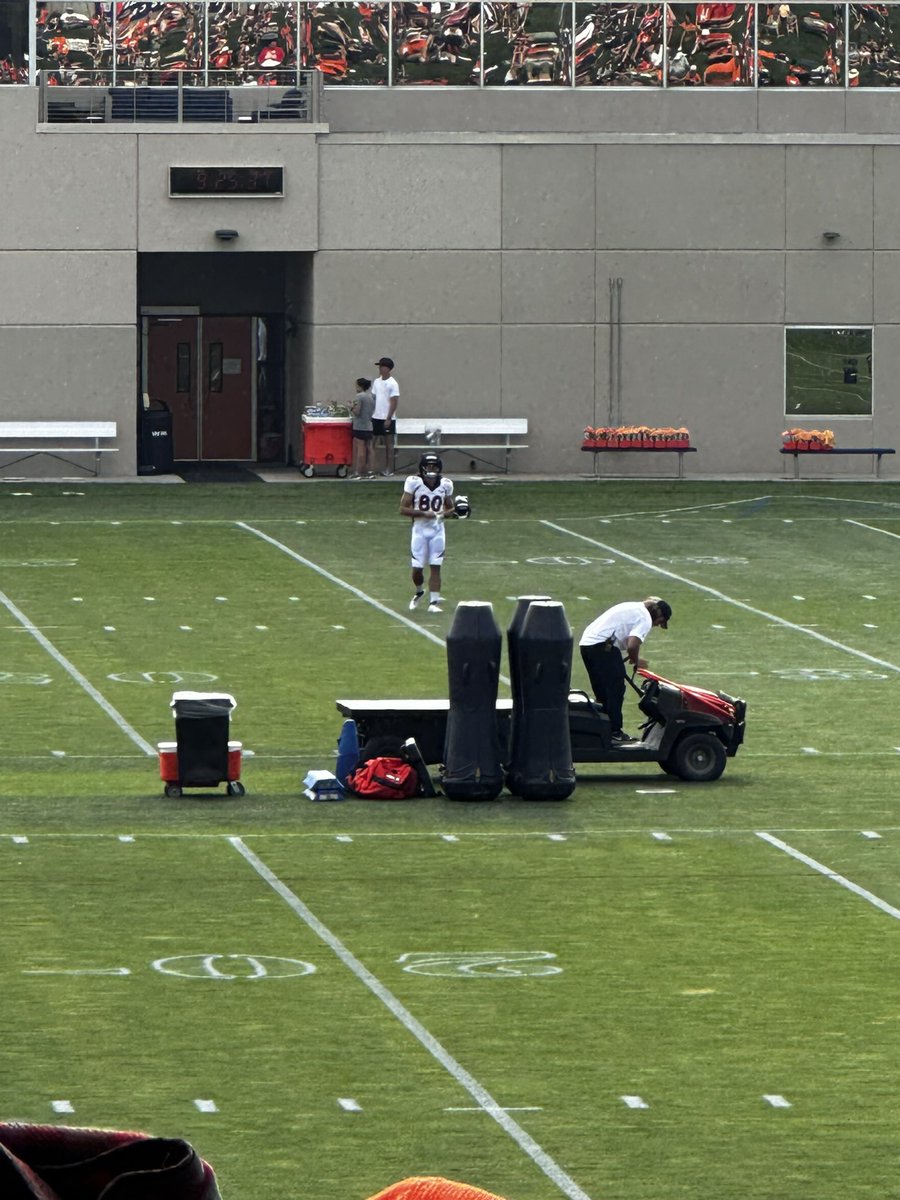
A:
1,477,900,1200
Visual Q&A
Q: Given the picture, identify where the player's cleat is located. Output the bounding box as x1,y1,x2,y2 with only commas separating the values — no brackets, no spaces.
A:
409,590,425,610
427,602,442,614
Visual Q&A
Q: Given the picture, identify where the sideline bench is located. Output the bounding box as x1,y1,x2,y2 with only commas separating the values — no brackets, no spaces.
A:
392,418,528,474
0,421,118,476
582,444,697,479
780,447,895,479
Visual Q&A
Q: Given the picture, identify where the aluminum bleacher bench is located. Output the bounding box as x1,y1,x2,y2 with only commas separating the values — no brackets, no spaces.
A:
392,418,528,474
0,421,118,476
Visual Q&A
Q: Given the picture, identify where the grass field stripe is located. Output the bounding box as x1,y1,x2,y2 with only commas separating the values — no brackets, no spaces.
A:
756,832,900,921
763,1094,792,1108
0,590,156,755
542,524,900,674
229,836,594,1200
236,523,513,687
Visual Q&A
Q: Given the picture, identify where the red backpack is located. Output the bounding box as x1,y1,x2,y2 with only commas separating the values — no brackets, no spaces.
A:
347,756,419,799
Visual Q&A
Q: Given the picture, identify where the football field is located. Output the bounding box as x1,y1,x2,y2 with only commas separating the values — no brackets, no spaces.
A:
2,477,899,1200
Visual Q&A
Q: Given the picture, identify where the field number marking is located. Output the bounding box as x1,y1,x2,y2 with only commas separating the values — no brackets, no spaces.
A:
338,1098,362,1112
621,1096,649,1109
397,952,561,978
0,672,51,686
763,1094,792,1108
194,1099,218,1113
108,671,219,685
152,954,316,980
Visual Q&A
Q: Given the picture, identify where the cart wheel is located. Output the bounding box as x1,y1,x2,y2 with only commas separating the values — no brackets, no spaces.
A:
227,781,246,797
337,465,349,478
671,732,727,783
300,464,315,478
164,783,183,798
658,759,680,777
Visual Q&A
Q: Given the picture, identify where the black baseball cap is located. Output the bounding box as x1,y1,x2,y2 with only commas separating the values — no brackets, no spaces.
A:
646,597,672,627
376,356,394,369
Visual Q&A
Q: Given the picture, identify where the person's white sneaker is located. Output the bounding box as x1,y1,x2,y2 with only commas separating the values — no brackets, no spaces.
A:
409,591,425,610
427,602,442,614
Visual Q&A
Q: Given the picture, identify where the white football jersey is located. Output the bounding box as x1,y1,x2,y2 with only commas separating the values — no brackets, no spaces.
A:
403,474,454,532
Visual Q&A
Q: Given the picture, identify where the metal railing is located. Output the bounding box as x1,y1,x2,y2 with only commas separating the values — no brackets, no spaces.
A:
38,70,322,125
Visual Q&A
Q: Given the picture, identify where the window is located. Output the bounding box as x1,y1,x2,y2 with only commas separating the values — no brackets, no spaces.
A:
785,327,872,417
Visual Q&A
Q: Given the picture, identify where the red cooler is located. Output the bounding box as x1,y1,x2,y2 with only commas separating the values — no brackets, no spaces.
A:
300,415,352,477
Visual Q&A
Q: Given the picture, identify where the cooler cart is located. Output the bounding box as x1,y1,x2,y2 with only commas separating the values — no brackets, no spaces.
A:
299,415,352,478
158,691,245,798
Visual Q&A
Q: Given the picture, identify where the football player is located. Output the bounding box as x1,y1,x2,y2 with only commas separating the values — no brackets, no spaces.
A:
401,452,455,613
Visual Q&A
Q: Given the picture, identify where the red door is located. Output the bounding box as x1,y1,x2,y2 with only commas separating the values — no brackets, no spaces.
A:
200,317,253,460
145,315,253,461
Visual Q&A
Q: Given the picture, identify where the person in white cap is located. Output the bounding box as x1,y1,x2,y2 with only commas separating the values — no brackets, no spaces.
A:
371,355,399,476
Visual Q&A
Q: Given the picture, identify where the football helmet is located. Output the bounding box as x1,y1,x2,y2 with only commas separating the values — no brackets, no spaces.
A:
419,453,443,486
454,494,470,519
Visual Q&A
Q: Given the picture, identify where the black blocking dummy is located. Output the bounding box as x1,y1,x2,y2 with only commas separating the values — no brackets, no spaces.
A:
505,600,576,800
441,601,505,801
505,595,551,777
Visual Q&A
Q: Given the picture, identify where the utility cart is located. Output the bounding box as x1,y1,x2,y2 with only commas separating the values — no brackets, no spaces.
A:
299,414,352,478
158,691,245,798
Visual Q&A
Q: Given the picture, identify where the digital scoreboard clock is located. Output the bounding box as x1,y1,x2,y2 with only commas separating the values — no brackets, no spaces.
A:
169,166,284,196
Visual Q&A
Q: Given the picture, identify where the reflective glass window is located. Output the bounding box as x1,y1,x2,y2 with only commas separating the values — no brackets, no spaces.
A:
665,3,753,85
303,2,388,84
756,3,842,85
391,2,480,85
209,341,223,393
114,2,204,85
0,0,28,82
36,1,112,83
785,327,873,417
207,2,298,85
573,4,663,87
849,3,900,87
483,2,574,86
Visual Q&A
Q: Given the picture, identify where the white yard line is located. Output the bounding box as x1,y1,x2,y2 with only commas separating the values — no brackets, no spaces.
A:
756,832,900,922
846,519,900,541
237,522,513,686
0,590,156,755
229,836,593,1200
542,523,900,675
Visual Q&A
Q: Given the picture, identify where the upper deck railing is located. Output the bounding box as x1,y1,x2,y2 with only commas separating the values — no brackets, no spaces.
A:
38,70,323,125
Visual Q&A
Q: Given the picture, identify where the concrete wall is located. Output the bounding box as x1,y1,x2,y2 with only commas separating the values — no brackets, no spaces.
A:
1,81,899,478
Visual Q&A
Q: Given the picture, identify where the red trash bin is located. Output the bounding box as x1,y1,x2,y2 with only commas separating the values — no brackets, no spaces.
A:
300,415,352,477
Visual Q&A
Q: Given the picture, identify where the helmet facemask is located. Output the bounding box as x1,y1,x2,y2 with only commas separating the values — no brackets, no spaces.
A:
419,454,443,486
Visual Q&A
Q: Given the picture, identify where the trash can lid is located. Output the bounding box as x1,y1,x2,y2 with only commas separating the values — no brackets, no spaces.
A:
170,690,237,709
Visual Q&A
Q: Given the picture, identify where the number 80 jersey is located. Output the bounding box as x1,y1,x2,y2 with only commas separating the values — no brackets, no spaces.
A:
403,474,454,533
